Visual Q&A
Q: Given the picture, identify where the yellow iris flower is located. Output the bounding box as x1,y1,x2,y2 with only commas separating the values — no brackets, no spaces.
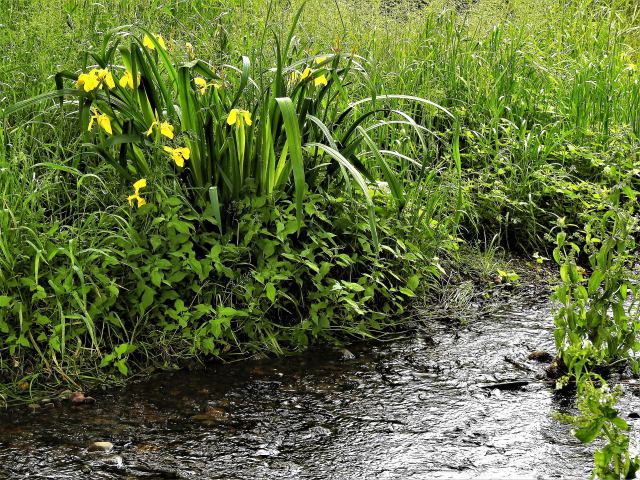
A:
194,77,208,94
163,146,191,167
76,68,115,92
143,34,166,51
300,67,313,81
314,74,328,87
119,70,141,89
194,77,222,95
298,67,328,87
227,109,252,127
88,108,113,135
127,178,147,208
145,111,174,139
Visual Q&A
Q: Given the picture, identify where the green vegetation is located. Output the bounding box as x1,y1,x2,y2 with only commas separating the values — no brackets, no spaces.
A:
552,186,639,479
1,0,640,475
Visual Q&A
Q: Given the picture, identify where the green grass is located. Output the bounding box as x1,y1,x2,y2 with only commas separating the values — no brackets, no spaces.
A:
0,0,639,404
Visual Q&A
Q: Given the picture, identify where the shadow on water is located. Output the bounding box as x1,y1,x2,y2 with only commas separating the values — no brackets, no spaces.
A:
0,287,638,479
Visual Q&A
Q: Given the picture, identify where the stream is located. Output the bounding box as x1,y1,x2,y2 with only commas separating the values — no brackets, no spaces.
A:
0,285,638,479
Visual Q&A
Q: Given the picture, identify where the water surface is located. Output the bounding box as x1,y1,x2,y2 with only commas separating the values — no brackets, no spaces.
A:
0,286,638,479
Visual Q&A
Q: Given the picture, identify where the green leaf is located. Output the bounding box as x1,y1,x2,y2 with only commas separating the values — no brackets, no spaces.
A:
139,286,155,314
399,287,416,297
115,359,129,376
305,142,378,249
265,283,276,303
357,126,405,208
0,295,13,307
217,306,249,318
574,419,604,443
275,97,306,228
342,281,365,292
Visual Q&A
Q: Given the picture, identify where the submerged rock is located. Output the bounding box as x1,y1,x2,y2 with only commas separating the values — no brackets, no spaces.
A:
191,406,229,425
528,351,554,363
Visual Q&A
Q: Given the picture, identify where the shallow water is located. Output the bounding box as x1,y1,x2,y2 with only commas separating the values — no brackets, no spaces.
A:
0,287,638,479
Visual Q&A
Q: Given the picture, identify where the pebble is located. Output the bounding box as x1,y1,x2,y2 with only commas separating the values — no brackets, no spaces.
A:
340,348,356,360
69,392,96,405
88,441,114,452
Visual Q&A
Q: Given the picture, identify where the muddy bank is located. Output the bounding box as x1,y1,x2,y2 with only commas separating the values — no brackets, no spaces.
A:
0,287,638,479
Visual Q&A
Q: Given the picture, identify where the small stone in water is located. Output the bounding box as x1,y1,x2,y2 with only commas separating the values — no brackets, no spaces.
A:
340,348,355,360
528,351,554,363
629,412,639,419
88,441,113,452
69,392,96,405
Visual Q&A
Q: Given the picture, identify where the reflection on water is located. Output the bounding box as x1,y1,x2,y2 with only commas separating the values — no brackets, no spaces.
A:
0,286,638,479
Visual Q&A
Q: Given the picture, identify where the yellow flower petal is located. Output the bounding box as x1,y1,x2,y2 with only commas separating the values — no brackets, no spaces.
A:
133,179,147,194
315,56,327,65
82,74,100,92
97,114,112,135
300,67,313,81
177,147,190,160
227,109,239,126
143,34,155,50
104,71,115,89
119,70,141,89
163,147,189,167
76,73,88,88
194,77,208,95
160,122,174,139
242,110,252,126
314,74,328,87
128,193,146,208
95,69,112,87
143,34,166,51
